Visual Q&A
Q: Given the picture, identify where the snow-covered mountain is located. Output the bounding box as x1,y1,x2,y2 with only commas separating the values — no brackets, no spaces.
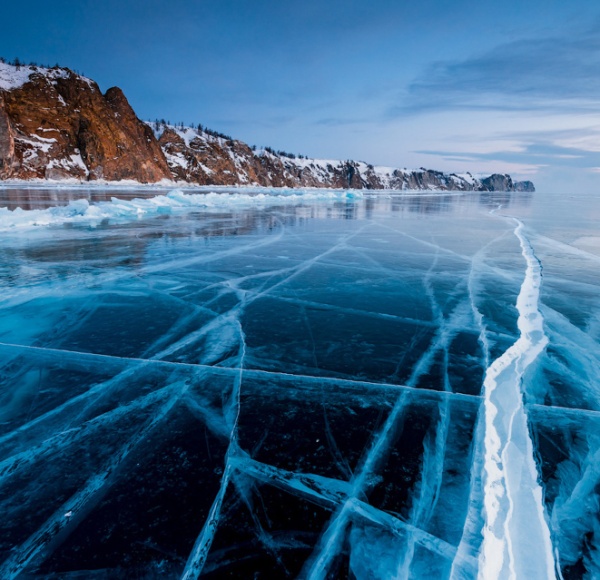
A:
0,62,534,191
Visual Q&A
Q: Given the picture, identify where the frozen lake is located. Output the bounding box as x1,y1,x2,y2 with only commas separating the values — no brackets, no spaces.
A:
0,186,598,578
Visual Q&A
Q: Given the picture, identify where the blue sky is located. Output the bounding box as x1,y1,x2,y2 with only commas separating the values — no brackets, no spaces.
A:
2,0,599,191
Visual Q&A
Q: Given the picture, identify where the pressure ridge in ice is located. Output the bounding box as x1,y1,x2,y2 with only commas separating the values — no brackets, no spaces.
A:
476,219,555,579
0,188,598,578
0,187,363,228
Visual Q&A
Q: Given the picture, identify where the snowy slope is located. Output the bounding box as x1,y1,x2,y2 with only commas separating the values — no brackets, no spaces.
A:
151,123,533,192
0,61,93,91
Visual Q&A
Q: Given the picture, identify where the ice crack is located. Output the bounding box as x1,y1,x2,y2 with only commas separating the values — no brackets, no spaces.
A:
478,219,556,579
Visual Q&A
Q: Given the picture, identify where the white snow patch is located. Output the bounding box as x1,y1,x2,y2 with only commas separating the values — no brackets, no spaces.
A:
455,172,476,185
0,62,94,92
16,135,57,161
47,153,88,172
0,63,36,90
198,162,214,175
164,151,188,169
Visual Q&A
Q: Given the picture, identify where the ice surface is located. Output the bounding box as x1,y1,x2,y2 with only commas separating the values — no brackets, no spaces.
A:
0,188,598,578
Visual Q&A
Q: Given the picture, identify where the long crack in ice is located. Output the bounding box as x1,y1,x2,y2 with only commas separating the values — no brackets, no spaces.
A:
478,219,556,579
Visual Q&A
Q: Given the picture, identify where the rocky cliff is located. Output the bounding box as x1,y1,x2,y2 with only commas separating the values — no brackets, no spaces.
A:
0,62,534,192
0,63,170,182
155,123,535,192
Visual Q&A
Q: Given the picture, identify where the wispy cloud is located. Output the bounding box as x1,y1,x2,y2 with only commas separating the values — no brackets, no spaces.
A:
506,125,600,153
391,21,600,115
416,142,600,170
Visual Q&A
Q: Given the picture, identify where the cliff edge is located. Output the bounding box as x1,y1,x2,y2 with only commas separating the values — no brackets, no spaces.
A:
0,63,170,182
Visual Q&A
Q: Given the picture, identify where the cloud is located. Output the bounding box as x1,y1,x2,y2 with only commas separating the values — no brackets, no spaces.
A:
392,21,600,115
506,125,600,153
416,142,600,170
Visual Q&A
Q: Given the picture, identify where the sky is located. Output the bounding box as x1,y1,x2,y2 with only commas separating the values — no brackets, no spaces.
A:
1,0,599,192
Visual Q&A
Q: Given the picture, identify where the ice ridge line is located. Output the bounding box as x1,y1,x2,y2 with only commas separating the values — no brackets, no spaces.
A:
478,219,556,579
180,320,246,579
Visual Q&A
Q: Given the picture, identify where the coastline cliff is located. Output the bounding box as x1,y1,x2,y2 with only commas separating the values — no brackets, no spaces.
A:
0,62,534,192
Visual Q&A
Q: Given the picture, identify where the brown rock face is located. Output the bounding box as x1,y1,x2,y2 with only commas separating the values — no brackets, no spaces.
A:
157,128,299,187
155,126,384,189
0,94,16,175
0,66,171,182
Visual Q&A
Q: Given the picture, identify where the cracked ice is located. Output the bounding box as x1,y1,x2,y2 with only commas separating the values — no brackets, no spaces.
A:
0,187,598,579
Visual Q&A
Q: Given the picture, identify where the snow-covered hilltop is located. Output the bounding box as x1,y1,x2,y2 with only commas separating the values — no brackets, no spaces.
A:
0,62,534,191
153,123,534,191
0,62,170,182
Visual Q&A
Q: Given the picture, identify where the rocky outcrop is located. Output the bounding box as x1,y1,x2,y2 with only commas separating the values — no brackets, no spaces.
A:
0,62,534,192
0,94,16,175
0,63,171,182
477,174,535,193
514,180,535,192
478,174,513,191
154,125,534,192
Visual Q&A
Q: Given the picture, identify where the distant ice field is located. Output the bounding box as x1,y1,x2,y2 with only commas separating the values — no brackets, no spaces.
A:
0,187,598,579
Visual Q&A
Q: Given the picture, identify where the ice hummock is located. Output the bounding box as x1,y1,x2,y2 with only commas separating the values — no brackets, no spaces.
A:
0,188,363,229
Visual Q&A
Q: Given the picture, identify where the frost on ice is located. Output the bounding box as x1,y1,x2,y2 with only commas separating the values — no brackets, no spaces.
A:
0,188,598,578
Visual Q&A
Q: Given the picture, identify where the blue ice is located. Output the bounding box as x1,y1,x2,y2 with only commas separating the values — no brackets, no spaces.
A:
0,187,598,578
